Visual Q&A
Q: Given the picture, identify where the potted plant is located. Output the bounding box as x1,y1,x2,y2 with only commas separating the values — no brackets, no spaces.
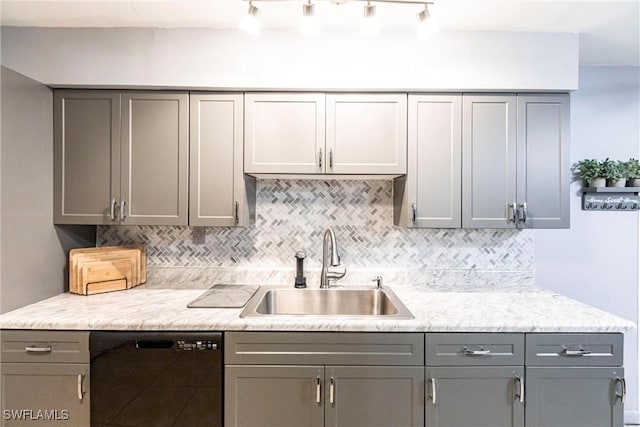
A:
572,159,605,187
601,158,626,187
624,158,640,187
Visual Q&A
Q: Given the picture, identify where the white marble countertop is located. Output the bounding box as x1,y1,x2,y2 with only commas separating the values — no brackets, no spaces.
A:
0,280,634,333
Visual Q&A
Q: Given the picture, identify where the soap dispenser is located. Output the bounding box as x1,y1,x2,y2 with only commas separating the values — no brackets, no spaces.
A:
294,251,307,288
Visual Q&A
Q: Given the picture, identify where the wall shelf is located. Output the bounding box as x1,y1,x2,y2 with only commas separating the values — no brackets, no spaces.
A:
581,187,640,211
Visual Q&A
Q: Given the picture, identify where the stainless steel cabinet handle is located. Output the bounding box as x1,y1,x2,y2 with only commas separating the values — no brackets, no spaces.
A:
615,376,626,403
77,374,84,401
25,345,52,353
110,198,117,221
235,201,240,225
509,202,518,223
316,376,321,404
318,148,323,169
411,202,417,223
514,375,524,403
463,347,491,356
518,202,528,223
120,199,127,221
329,149,334,169
562,347,592,356
329,377,335,405
428,377,437,405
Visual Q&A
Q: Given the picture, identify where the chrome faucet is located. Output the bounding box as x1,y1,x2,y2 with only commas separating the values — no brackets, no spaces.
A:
320,228,346,289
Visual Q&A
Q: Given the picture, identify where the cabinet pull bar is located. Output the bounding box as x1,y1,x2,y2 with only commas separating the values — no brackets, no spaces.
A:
615,376,626,403
77,374,84,401
329,376,335,405
562,348,592,357
514,375,524,403
235,201,240,225
316,376,321,404
518,202,528,223
429,377,437,405
463,347,491,356
25,346,52,353
329,149,334,169
509,202,518,223
120,199,127,220
318,148,323,169
110,198,117,221
411,202,417,223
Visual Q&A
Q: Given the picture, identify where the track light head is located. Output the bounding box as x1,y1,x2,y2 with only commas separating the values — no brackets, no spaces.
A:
239,1,261,36
360,2,379,36
301,1,320,35
416,3,439,39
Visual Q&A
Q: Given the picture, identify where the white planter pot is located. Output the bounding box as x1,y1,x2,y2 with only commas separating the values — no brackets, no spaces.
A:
607,178,627,187
590,177,606,187
627,178,640,187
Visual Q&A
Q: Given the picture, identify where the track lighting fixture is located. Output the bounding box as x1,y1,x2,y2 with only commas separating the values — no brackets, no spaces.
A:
239,0,439,39
360,1,379,36
239,1,261,36
416,3,439,39
300,1,320,35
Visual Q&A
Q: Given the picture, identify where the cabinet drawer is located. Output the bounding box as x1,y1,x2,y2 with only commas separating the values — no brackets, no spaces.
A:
526,333,623,367
1,330,89,363
425,333,524,366
225,332,424,366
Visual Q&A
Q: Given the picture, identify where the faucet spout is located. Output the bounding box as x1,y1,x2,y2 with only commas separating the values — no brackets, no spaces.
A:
320,228,346,288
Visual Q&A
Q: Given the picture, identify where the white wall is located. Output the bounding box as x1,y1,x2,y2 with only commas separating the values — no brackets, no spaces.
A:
534,66,640,421
0,27,579,91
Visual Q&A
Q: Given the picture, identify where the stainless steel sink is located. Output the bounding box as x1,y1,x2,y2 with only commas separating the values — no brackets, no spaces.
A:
240,286,413,319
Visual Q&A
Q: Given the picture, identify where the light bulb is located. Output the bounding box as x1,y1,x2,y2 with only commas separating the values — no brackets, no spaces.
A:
360,2,379,36
239,2,261,36
300,2,319,35
416,4,440,40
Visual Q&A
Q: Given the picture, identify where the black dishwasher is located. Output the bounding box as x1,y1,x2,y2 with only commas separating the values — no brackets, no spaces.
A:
89,331,223,427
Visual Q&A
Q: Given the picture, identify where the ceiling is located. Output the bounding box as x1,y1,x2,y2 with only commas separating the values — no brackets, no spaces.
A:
1,0,638,66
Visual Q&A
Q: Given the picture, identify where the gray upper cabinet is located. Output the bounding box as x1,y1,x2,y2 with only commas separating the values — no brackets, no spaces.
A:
244,93,407,175
189,93,255,226
54,91,121,225
462,93,569,229
395,95,462,228
120,92,189,225
244,93,326,174
54,90,189,226
325,94,407,175
462,94,518,228
516,94,570,228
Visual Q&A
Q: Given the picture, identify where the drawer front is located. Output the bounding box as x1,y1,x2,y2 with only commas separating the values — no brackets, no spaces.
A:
425,333,525,366
225,332,424,366
1,330,89,363
526,333,623,367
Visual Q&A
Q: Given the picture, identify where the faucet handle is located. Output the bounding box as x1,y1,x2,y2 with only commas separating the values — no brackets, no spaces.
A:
295,251,306,260
372,276,383,289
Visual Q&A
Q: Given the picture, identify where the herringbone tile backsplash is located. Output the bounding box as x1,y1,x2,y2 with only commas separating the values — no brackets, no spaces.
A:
98,180,533,270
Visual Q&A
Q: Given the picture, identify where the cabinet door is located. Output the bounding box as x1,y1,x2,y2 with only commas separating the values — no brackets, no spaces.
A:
326,94,407,174
325,366,424,427
425,366,524,427
54,91,120,225
244,93,325,174
120,92,189,225
517,94,570,228
462,95,517,228
526,367,624,427
189,93,254,226
1,363,89,426
406,94,461,228
225,365,324,427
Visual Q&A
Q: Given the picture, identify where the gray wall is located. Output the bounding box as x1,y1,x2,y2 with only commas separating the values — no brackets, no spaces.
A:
0,66,94,313
534,65,640,422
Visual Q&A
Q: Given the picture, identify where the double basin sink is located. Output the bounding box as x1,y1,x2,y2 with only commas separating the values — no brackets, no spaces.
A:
240,285,413,319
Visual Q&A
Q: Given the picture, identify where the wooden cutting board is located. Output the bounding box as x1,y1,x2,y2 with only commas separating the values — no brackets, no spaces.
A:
69,246,146,295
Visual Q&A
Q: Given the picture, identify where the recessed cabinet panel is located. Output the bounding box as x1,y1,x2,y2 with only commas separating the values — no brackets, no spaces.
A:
54,91,120,224
190,94,252,226
462,95,518,228
405,95,461,228
121,92,189,225
326,94,407,174
517,95,570,228
244,93,325,174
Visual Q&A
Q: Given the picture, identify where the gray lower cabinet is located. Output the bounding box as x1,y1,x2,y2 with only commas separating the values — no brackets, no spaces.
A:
425,366,524,427
0,331,90,426
54,90,189,225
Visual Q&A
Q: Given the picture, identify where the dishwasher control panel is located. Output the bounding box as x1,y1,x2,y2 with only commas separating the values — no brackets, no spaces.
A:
176,340,219,351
